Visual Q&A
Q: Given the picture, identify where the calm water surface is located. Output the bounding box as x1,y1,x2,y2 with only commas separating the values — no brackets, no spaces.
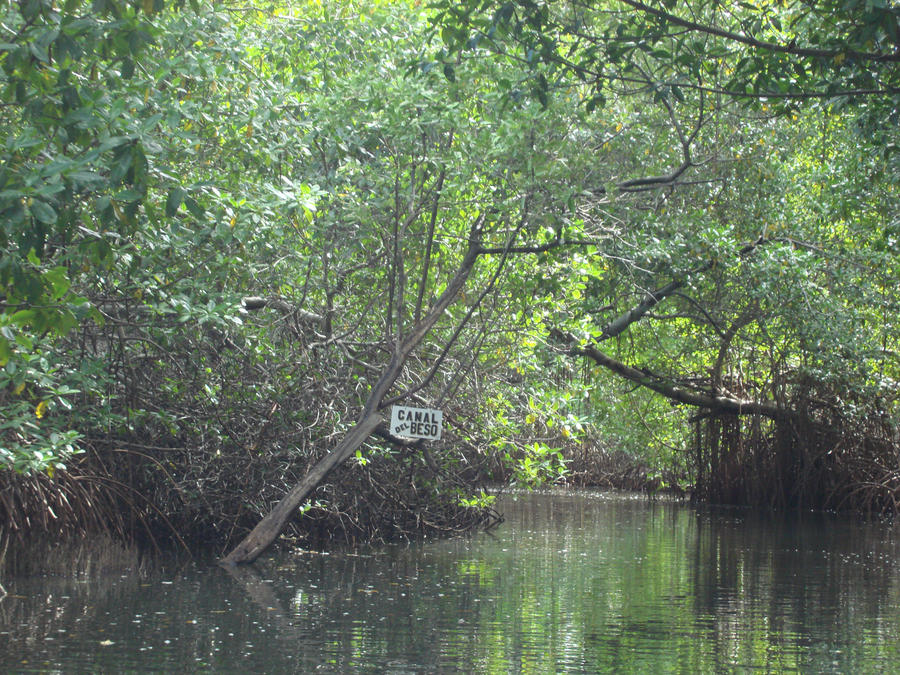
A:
2,490,900,673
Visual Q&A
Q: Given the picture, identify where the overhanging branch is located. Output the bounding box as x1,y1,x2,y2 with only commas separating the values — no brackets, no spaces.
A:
618,0,900,64
551,329,788,420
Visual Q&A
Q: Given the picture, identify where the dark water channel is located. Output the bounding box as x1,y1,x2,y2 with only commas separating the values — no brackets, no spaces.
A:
2,490,900,673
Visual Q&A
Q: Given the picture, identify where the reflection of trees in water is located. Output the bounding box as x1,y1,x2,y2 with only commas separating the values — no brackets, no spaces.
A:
478,492,900,671
258,548,492,672
2,494,900,672
688,508,900,668
0,537,148,667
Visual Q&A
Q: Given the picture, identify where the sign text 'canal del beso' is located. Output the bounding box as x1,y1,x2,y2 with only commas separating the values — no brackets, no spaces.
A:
390,405,443,440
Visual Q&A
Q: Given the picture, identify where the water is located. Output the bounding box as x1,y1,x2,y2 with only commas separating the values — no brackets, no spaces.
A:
2,490,900,673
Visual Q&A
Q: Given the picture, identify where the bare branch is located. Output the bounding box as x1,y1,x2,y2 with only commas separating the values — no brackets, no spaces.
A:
241,296,324,326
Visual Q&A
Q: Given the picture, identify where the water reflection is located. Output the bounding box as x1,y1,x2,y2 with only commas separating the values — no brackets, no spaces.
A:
1,490,899,673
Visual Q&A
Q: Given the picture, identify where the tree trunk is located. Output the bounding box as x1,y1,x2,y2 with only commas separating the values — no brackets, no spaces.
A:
220,412,382,566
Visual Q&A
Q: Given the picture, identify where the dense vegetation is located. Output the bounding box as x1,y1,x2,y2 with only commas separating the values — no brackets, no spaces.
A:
1,0,897,558
433,0,900,512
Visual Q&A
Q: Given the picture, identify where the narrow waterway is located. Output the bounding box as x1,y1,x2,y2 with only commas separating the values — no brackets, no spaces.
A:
2,489,899,673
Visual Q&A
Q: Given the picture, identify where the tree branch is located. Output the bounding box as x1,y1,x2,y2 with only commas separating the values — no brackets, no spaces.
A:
617,0,900,63
550,328,788,419
241,296,324,325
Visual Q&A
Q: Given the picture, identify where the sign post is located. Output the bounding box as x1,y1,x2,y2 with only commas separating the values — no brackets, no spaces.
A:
389,405,443,440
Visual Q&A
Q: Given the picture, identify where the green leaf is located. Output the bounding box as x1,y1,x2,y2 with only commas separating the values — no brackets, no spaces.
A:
44,267,71,300
8,310,37,327
184,196,205,218
441,26,455,46
114,188,143,202
166,187,186,217
30,200,58,225
443,62,456,82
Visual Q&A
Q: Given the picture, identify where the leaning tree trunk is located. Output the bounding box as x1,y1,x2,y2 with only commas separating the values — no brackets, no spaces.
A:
220,225,484,565
219,412,383,565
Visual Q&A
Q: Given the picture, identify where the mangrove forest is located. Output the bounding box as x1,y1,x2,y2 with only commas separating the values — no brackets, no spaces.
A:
1,0,898,563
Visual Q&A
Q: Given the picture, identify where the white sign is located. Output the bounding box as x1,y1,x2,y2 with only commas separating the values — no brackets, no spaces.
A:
389,405,443,440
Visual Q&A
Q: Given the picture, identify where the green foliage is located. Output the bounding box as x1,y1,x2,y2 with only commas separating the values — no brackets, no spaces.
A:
0,0,317,472
0,0,159,471
458,489,496,509
431,0,900,499
431,0,900,112
2,0,898,545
